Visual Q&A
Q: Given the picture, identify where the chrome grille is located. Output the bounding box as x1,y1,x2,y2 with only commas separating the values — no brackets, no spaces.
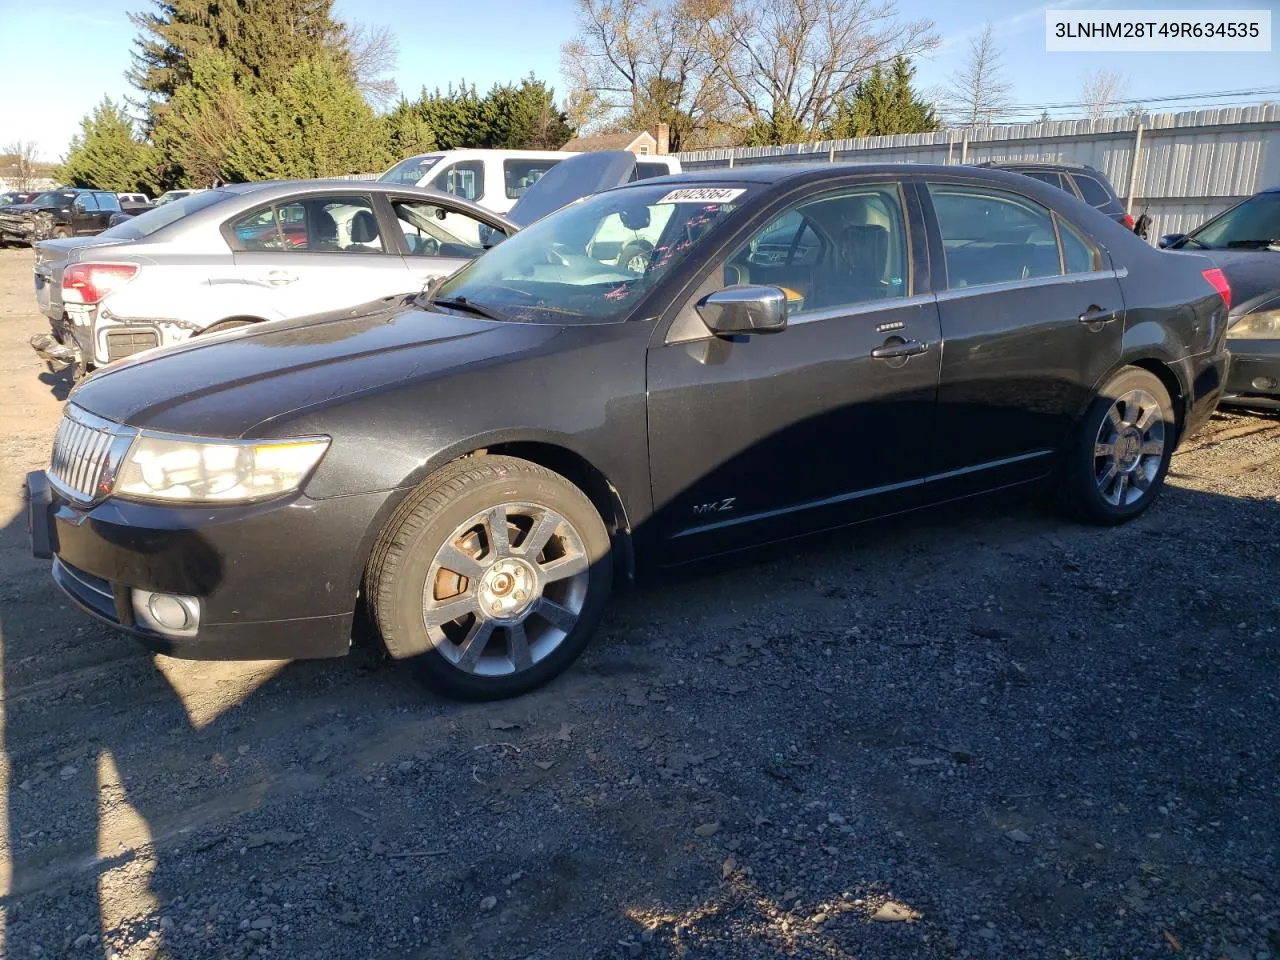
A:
49,407,132,502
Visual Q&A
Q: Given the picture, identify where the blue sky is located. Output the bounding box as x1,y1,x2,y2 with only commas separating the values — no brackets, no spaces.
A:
0,0,1276,161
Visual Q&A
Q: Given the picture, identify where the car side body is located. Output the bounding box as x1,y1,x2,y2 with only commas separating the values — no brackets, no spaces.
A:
29,163,1230,697
30,180,517,371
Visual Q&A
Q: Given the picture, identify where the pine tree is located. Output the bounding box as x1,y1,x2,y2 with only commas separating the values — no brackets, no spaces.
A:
827,56,938,139
149,52,249,187
57,98,157,193
384,99,437,159
227,55,392,180
482,76,574,150
128,0,340,100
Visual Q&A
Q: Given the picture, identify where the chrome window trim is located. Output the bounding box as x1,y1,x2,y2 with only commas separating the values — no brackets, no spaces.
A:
787,292,937,326
934,267,1127,303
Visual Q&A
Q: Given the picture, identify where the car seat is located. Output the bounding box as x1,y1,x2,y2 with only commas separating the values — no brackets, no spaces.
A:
312,209,340,251
349,210,381,251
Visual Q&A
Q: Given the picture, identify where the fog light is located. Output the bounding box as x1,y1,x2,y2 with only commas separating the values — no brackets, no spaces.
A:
1251,376,1278,392
132,589,200,637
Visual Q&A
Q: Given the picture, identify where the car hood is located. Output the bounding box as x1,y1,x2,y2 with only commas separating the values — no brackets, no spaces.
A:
0,203,47,216
1174,248,1280,314
68,298,562,438
506,150,637,227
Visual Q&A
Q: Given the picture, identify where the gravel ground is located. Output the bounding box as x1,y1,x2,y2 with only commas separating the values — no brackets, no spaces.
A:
0,245,1277,960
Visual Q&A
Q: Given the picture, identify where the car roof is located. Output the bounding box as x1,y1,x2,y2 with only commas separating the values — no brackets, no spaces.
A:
612,161,1089,189
979,160,1099,174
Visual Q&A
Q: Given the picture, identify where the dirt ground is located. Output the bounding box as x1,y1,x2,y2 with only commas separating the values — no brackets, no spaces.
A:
0,245,1276,960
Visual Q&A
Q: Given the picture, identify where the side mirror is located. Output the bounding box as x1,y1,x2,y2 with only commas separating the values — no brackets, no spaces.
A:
1158,233,1185,249
696,285,788,337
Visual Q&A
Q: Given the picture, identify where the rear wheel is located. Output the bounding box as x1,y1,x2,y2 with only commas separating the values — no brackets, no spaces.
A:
1060,366,1175,525
366,456,612,700
51,226,71,239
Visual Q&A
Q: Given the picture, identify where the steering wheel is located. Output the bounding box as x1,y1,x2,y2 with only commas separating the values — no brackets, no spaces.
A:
544,243,572,267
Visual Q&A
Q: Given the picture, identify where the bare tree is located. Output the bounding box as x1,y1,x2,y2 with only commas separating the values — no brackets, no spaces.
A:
1080,68,1128,121
944,23,1012,126
708,0,938,143
338,21,400,109
3,140,40,191
562,0,936,148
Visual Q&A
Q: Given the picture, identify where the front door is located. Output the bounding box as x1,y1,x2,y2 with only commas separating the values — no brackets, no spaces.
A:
646,181,941,561
228,193,415,319
383,195,509,289
919,181,1125,498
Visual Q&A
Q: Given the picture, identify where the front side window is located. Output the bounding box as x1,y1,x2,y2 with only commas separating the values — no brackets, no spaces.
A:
504,159,559,199
392,199,501,256
379,153,443,186
229,196,384,253
433,160,484,202
76,194,99,211
723,185,908,315
1072,174,1112,208
1181,191,1280,250
928,185,1061,288
433,182,756,324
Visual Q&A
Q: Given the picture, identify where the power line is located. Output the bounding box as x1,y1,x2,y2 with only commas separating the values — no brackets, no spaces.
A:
985,87,1280,113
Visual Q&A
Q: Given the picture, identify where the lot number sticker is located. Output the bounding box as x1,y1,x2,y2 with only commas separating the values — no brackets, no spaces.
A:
657,188,746,204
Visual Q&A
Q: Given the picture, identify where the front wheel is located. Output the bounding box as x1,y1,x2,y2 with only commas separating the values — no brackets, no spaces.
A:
1059,366,1175,525
52,226,71,239
366,456,612,700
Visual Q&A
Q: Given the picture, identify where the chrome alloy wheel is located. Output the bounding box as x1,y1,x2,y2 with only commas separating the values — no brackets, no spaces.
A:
421,502,590,676
1094,388,1165,507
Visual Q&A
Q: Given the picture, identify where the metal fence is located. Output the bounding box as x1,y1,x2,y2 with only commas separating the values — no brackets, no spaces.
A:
677,105,1280,242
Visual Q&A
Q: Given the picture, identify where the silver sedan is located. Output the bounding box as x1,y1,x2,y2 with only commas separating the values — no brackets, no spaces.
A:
31,180,516,374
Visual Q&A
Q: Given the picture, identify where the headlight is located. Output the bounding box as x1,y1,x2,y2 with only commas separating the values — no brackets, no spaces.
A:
115,434,330,503
1228,309,1280,339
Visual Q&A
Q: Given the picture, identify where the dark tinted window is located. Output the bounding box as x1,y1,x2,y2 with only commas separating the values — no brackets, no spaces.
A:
635,161,670,179
1021,170,1069,192
1058,217,1098,273
928,184,1060,288
1072,174,1112,207
95,193,121,211
433,160,484,201
504,159,560,199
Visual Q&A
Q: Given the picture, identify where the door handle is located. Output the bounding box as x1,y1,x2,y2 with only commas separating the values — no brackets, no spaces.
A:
1078,305,1118,324
871,337,929,360
265,270,297,286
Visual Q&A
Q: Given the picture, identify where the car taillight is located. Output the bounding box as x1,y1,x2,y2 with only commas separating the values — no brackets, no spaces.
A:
1202,267,1231,311
62,262,138,305
1122,213,1135,230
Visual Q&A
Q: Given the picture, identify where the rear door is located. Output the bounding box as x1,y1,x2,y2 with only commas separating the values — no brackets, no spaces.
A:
920,179,1124,498
646,178,942,560
227,192,415,319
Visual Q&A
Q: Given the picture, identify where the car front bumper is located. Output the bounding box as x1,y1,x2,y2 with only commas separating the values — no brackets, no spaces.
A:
1222,338,1280,410
27,471,396,660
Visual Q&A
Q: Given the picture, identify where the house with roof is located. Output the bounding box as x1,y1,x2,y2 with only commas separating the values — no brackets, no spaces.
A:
560,124,671,156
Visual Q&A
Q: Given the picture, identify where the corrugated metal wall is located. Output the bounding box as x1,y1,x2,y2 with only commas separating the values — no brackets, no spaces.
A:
677,105,1280,242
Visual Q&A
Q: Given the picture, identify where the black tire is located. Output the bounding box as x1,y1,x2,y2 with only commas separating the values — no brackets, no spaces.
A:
201,318,255,335
1059,366,1176,525
618,240,654,274
52,226,71,239
365,455,612,700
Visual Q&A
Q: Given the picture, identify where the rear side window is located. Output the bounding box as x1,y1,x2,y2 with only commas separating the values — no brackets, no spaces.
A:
227,195,385,254
1072,174,1112,208
928,185,1061,288
101,189,231,240
1058,217,1100,273
504,159,559,199
96,193,121,212
433,160,484,202
1020,170,1069,192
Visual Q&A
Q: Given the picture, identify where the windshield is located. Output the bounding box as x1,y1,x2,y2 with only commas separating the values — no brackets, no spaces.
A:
100,189,232,240
1182,192,1280,249
433,182,753,324
32,191,76,207
379,154,444,186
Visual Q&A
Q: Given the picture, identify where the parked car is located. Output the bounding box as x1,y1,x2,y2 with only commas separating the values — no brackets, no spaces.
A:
982,161,1136,231
116,192,154,214
1161,185,1280,409
379,148,682,217
1,190,43,206
29,180,517,375
0,188,121,244
26,160,1230,701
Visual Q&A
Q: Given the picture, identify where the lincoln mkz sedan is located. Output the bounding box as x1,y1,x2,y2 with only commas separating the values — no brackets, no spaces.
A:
27,162,1231,700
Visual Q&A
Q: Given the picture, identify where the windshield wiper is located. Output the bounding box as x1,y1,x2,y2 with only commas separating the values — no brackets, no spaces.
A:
1177,235,1208,248
1225,239,1280,250
428,295,509,321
